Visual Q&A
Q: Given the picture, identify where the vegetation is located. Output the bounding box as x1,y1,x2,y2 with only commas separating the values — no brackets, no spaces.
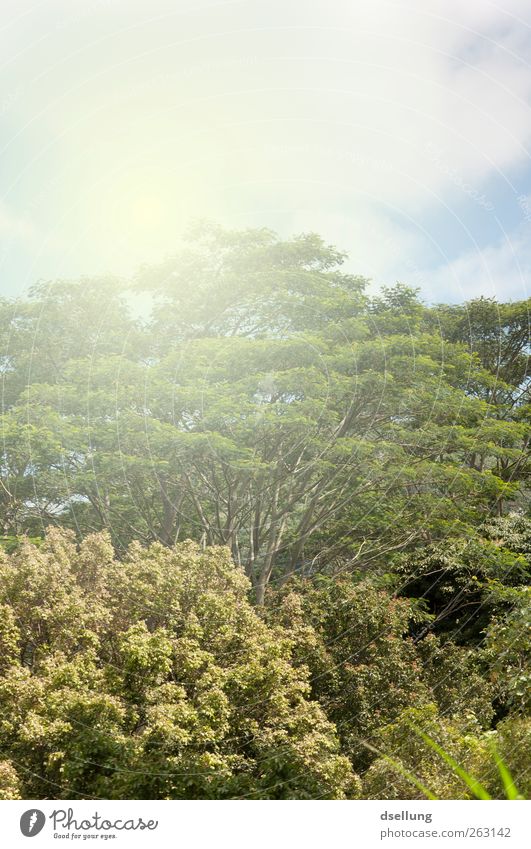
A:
0,224,529,799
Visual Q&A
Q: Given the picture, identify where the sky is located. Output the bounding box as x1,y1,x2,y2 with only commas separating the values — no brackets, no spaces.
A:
1,0,530,304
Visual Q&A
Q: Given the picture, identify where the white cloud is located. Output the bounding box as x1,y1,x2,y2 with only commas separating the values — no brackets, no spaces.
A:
420,223,531,302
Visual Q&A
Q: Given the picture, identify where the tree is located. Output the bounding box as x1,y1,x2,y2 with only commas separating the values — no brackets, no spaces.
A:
432,296,530,401
1,227,528,601
0,530,356,799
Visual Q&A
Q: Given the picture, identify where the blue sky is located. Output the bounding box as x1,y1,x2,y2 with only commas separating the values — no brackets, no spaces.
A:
1,0,530,303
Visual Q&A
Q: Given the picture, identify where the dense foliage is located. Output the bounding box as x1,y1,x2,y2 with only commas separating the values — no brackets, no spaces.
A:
0,531,356,799
0,224,529,799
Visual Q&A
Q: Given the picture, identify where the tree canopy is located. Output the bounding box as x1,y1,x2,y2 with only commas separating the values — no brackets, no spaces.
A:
0,224,529,799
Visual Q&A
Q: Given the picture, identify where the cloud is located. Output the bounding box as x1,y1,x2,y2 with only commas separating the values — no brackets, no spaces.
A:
420,223,531,302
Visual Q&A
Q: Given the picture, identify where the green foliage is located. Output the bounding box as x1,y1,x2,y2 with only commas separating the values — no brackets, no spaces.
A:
0,531,355,799
484,585,530,714
0,760,21,800
1,226,528,601
268,577,430,768
0,225,529,800
267,576,494,774
364,710,526,800
361,704,529,800
396,517,530,643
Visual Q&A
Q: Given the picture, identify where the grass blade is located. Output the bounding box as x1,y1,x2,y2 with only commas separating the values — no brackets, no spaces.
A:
490,741,523,800
363,741,438,800
408,725,491,800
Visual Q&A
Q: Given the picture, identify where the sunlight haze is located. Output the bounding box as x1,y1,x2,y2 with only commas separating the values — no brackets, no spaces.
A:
1,0,530,301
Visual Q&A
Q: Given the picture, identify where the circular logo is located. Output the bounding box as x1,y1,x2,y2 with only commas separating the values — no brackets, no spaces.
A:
20,810,46,837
